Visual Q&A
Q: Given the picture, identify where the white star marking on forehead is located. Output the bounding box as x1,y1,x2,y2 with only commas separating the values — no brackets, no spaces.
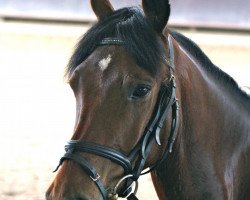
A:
98,54,112,71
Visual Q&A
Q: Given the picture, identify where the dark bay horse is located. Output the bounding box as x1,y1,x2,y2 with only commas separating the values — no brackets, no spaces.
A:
46,0,250,199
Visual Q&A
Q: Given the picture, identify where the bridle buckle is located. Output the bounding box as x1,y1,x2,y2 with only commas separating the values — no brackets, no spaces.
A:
90,173,100,182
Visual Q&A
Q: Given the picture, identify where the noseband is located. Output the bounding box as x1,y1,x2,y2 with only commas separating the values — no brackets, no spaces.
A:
54,35,179,200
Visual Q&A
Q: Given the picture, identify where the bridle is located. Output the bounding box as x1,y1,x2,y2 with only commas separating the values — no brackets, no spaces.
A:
53,34,179,200
54,34,178,200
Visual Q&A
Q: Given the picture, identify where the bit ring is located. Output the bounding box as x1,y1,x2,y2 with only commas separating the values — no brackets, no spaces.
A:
113,174,138,197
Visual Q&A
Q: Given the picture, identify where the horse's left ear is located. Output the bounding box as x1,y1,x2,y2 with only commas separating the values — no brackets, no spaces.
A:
90,0,114,20
142,0,170,34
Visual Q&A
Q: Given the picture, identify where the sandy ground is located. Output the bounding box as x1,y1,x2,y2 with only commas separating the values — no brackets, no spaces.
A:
0,21,249,200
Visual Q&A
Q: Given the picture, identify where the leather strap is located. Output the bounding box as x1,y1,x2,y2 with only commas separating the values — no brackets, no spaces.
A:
131,77,177,179
127,193,139,200
66,141,133,174
61,152,108,200
99,37,125,45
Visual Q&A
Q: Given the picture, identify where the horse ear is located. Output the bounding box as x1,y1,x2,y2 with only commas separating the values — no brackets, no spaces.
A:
142,0,170,34
90,0,114,20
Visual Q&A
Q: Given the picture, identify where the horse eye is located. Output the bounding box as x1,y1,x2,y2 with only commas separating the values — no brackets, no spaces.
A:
131,85,151,100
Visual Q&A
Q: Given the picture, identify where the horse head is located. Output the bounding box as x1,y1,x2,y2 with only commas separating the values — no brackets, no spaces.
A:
46,0,178,199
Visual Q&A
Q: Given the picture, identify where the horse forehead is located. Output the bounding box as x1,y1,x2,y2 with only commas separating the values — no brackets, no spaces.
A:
87,48,136,78
95,47,132,69
82,46,147,80
98,54,112,71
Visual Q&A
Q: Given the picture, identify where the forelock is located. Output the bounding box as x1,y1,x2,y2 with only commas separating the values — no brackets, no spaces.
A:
66,7,165,80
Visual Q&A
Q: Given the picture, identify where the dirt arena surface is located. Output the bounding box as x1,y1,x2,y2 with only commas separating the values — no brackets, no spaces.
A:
0,21,249,200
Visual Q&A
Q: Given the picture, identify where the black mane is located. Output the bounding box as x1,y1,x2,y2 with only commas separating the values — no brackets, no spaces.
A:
66,7,165,78
170,30,250,101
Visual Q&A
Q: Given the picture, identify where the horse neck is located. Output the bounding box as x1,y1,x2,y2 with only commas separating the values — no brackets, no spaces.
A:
174,40,250,154
151,34,250,200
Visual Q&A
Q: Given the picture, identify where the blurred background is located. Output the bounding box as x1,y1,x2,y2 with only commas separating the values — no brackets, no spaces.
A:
0,0,249,199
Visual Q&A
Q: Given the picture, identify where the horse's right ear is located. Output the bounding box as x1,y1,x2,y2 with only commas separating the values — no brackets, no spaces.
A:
90,0,114,20
142,0,170,34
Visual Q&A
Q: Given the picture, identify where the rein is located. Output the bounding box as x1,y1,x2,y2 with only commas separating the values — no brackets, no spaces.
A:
54,34,179,200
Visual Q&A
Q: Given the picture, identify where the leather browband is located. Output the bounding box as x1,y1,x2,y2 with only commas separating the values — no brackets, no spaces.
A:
99,37,125,46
